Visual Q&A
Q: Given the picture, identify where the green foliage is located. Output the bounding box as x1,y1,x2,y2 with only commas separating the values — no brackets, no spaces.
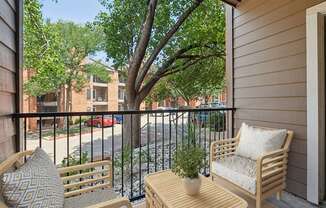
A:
172,145,205,179
145,79,173,104
24,0,66,96
149,58,225,105
52,21,107,93
97,0,224,68
208,111,226,131
97,0,225,106
96,0,147,67
114,145,150,171
84,61,111,83
24,2,109,108
73,116,90,125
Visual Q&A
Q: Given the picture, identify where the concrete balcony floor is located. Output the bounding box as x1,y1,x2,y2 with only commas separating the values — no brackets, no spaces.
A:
133,176,317,208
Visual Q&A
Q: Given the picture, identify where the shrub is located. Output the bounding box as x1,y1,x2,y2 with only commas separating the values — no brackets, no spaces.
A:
114,145,151,172
73,116,90,125
172,145,205,179
208,111,226,131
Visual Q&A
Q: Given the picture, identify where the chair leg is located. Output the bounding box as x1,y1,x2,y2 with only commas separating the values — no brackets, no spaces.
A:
256,199,261,208
276,191,282,200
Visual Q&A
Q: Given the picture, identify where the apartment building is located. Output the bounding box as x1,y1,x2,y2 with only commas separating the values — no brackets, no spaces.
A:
23,59,127,130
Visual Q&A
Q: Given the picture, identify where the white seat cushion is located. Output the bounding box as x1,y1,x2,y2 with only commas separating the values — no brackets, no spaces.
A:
211,155,257,194
235,123,287,160
64,189,117,208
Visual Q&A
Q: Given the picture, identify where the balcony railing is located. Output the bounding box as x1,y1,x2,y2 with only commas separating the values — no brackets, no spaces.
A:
12,107,235,201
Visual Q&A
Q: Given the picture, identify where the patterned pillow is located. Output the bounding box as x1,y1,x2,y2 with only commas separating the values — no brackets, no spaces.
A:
1,148,64,208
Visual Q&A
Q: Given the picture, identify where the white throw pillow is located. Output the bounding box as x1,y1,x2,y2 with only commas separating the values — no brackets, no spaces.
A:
235,123,287,160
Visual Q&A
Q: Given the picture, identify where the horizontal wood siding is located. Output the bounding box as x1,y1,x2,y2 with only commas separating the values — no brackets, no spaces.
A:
231,0,325,199
0,0,17,162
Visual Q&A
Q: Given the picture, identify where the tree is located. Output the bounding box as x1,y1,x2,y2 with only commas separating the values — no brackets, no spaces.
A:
145,78,173,108
24,0,110,113
24,0,66,97
52,21,109,112
149,58,225,107
97,0,225,146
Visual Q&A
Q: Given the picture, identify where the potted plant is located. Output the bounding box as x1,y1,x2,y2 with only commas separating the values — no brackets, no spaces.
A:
172,145,205,196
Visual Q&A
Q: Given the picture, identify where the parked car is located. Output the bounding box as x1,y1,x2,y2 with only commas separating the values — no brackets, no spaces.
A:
209,101,225,108
194,104,226,130
84,115,116,128
114,115,123,124
153,107,176,117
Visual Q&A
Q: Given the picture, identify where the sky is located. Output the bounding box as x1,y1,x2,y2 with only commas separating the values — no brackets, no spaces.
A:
41,0,110,64
41,0,105,24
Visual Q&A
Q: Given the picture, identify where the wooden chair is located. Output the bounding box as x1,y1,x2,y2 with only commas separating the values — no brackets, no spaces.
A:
210,127,293,208
0,150,132,208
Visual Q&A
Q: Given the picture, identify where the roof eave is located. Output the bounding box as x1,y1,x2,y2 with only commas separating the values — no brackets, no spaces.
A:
221,0,241,7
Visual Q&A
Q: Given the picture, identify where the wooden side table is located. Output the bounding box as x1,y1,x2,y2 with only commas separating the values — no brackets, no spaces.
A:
144,170,248,208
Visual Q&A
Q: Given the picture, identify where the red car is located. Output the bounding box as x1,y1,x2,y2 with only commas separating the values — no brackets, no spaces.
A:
84,115,116,127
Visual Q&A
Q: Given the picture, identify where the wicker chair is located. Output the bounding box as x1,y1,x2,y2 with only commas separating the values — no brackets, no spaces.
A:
210,127,293,208
0,150,132,208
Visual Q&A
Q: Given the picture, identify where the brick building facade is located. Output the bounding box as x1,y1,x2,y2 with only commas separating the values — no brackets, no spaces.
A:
23,59,127,130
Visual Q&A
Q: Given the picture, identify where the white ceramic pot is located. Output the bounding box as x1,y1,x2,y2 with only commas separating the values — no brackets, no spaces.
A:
182,177,202,196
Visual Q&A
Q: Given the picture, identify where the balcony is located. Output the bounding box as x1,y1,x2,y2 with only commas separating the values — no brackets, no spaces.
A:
93,96,108,105
9,108,312,207
93,87,108,106
14,108,231,200
92,76,108,88
1,0,323,206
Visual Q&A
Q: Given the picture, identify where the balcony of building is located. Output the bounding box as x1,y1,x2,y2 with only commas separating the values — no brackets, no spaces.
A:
93,86,108,106
118,74,127,87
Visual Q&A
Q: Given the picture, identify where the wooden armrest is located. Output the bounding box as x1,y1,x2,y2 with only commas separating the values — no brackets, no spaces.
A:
0,201,8,208
58,160,111,174
85,197,132,208
256,149,288,195
210,138,239,160
211,138,238,146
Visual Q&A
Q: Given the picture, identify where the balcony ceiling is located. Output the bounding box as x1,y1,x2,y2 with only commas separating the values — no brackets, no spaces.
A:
221,0,241,7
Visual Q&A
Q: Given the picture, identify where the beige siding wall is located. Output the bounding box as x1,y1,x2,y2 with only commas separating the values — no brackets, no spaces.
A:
0,0,19,161
228,0,325,198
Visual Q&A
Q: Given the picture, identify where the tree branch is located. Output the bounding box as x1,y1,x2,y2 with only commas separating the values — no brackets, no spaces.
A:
127,0,158,91
159,52,224,76
135,0,205,91
136,53,221,103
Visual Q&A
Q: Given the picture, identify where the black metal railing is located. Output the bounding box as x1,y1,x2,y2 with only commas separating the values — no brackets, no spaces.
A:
13,107,235,201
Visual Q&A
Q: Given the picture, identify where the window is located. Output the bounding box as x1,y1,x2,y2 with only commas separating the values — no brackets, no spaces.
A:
118,104,124,111
87,89,91,100
118,88,125,100
93,89,96,100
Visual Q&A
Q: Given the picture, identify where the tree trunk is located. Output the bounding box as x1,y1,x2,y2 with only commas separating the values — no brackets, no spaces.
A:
185,99,190,107
204,96,209,104
56,88,65,128
123,98,141,148
66,84,72,112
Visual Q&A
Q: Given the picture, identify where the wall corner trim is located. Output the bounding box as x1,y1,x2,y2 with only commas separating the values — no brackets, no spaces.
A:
306,2,326,204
